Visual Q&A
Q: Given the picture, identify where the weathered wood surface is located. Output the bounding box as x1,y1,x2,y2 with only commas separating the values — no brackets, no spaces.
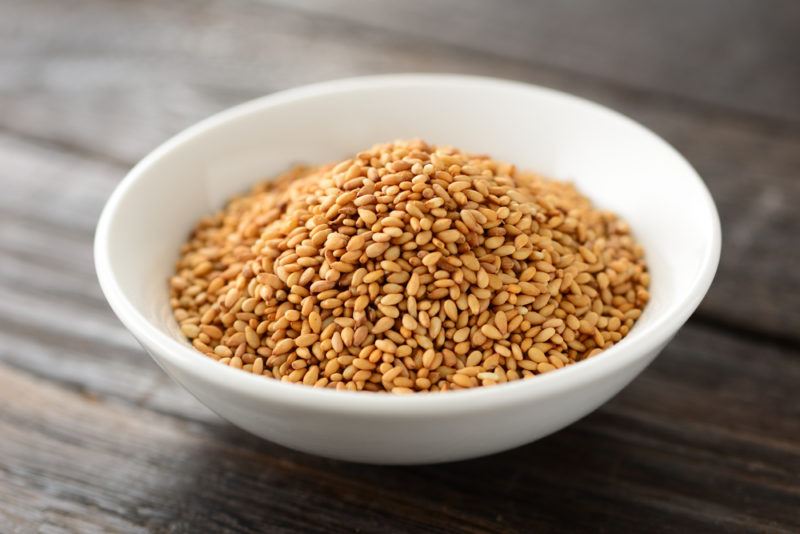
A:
0,0,798,531
279,0,800,123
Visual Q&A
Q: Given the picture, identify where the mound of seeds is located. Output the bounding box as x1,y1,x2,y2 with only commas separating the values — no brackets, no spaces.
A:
170,140,649,393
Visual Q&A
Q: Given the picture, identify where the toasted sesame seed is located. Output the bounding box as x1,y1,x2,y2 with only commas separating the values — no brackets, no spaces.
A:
244,326,260,348
452,374,474,388
295,333,318,347
272,337,294,356
180,323,200,338
372,316,395,334
480,323,504,341
172,140,648,393
214,345,233,358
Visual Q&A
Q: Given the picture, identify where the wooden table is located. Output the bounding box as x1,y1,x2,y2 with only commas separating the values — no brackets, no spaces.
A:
2,1,798,531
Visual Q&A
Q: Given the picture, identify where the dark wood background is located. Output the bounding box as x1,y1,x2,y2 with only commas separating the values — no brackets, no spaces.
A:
1,1,798,532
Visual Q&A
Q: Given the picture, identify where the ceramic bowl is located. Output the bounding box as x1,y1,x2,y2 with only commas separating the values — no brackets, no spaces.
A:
95,75,720,464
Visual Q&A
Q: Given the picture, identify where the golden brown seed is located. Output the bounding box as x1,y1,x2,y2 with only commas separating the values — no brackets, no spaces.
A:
201,325,223,339
407,272,420,295
452,374,473,388
309,311,322,333
214,345,232,358
224,288,240,308
534,327,556,342
437,229,461,243
366,242,389,258
303,366,320,385
295,333,318,347
537,362,556,373
372,316,395,334
245,326,260,348
192,261,213,276
422,251,442,267
494,245,516,256
422,349,436,369
272,338,294,356
181,323,200,338
480,324,504,340
528,347,548,363
358,208,377,225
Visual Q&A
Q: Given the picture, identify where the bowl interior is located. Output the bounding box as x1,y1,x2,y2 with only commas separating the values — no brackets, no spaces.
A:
100,75,718,375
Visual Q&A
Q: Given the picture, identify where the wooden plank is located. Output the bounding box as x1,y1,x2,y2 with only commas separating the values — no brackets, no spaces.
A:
0,134,213,422
0,365,507,533
0,0,799,340
273,0,800,123
0,317,797,532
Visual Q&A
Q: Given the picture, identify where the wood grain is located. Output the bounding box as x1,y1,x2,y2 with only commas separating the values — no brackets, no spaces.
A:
1,0,798,531
275,0,800,123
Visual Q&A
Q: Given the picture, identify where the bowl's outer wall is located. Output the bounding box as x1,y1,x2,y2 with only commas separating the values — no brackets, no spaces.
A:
97,76,720,463
144,335,664,464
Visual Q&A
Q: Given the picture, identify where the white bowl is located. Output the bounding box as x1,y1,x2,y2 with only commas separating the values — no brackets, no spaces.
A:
95,75,720,464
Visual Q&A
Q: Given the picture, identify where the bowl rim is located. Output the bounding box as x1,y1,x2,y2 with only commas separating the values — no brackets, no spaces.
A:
94,73,721,416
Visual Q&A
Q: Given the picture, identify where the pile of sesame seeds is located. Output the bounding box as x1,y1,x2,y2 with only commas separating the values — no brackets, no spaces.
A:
170,140,649,393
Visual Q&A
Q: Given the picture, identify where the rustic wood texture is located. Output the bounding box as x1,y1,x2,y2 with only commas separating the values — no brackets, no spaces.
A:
0,0,798,532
